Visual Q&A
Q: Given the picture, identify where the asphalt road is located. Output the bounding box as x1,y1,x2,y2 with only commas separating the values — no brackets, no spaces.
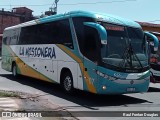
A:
0,61,160,120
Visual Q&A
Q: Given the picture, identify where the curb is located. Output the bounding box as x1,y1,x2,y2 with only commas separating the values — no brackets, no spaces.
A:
0,90,77,120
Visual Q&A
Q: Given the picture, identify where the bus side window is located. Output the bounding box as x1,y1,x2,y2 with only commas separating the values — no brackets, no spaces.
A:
19,28,28,44
18,19,73,47
3,31,16,45
32,19,74,49
10,35,18,45
3,37,7,45
84,26,99,61
6,37,10,45
58,20,74,49
73,17,101,62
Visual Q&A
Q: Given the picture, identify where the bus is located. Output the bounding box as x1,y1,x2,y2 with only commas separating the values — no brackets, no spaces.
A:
1,11,159,94
148,32,160,83
0,34,2,56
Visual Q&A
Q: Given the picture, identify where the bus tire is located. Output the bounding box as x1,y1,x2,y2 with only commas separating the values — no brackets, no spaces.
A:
12,63,18,77
61,71,74,94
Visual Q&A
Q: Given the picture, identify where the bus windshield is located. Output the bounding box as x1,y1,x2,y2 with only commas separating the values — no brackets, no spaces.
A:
149,33,160,65
101,23,148,70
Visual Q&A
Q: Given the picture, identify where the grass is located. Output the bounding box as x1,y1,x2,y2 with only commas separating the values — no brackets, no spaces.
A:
0,91,20,97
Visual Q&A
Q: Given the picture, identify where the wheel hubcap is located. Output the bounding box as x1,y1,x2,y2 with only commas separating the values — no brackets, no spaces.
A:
64,76,72,91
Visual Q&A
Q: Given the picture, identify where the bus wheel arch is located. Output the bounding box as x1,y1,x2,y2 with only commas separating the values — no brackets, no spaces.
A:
12,61,18,77
60,68,74,93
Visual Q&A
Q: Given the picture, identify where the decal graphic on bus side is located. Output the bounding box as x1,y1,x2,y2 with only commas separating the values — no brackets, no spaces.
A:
19,46,56,59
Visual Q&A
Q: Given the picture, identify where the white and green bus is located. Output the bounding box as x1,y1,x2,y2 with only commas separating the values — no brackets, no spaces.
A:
1,11,158,94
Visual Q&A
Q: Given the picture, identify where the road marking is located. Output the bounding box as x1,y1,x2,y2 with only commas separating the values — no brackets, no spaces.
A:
0,98,19,111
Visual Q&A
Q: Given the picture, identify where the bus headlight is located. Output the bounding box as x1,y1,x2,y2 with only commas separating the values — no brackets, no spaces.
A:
94,69,117,81
102,85,107,90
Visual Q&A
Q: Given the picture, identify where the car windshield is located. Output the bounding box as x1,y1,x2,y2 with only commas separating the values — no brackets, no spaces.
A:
101,23,148,69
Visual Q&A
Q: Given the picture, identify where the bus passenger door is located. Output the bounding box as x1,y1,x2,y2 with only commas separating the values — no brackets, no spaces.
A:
82,25,101,92
83,60,98,93
82,22,107,93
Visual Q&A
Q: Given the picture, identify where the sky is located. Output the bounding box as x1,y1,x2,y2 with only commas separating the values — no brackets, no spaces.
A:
0,0,160,24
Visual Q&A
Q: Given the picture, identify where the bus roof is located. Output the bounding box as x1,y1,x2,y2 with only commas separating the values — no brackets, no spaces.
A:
5,10,141,30
69,11,141,28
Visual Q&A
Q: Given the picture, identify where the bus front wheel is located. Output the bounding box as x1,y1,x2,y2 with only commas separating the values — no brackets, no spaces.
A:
12,63,18,77
61,72,74,94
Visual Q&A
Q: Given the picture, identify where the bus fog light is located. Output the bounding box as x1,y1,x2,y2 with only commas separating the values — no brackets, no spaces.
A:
102,86,106,90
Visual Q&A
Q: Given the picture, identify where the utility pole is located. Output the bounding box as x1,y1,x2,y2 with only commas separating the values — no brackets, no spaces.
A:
44,0,59,16
54,0,59,14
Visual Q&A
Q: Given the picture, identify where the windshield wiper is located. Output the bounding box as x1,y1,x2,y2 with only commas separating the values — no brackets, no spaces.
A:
119,43,132,68
119,43,143,69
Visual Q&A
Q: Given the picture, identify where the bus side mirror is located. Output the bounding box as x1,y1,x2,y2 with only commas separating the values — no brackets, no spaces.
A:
144,31,159,52
83,22,107,45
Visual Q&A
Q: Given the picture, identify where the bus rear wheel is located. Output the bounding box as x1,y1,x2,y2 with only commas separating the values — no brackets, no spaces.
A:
12,63,18,77
61,72,74,94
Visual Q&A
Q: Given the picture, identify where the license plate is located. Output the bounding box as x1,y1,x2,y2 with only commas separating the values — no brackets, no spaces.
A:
127,87,136,92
